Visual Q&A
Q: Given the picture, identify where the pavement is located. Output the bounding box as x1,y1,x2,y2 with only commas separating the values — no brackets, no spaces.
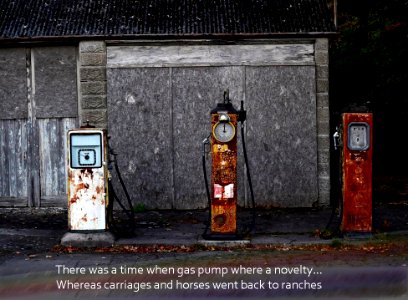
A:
1,203,408,252
0,205,407,299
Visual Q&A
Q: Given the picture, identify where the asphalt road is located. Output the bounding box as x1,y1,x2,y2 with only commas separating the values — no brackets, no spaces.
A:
0,248,407,299
0,207,407,299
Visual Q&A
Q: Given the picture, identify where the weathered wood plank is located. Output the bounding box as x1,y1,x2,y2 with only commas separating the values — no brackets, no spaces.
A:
0,121,7,195
7,121,17,197
38,118,76,205
0,119,28,200
57,120,66,194
39,119,50,196
27,118,41,207
107,44,315,68
16,119,28,198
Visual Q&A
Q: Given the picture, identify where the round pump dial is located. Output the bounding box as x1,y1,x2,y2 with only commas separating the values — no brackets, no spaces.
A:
213,116,236,143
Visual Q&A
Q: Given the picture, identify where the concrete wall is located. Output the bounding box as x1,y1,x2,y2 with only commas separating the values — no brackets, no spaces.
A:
245,65,318,207
0,48,27,120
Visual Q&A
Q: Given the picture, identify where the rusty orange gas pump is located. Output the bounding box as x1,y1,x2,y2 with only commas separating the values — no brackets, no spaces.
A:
202,90,255,240
67,127,109,231
335,113,373,233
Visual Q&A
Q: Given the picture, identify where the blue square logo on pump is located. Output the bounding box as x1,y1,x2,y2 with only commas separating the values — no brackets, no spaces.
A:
70,133,102,168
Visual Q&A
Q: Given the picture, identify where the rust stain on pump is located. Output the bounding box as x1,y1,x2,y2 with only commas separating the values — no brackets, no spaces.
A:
211,113,238,234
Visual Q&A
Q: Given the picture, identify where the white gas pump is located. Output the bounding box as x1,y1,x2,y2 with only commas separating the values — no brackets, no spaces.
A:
67,128,108,231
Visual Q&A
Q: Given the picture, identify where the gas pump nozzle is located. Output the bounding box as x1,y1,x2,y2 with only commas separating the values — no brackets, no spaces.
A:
202,135,211,157
333,127,340,150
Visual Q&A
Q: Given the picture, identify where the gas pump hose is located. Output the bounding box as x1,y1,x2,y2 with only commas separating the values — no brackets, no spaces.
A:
240,123,256,236
107,147,136,237
202,135,212,237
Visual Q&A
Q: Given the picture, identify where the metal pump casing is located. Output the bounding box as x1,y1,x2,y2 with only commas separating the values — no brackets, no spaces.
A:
210,102,239,235
67,128,108,231
341,113,373,233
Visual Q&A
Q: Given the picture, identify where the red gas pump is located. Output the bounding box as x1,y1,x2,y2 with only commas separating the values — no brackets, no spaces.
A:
202,91,254,240
341,113,373,233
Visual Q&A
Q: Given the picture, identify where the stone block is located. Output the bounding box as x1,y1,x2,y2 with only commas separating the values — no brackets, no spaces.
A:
81,95,107,109
317,135,330,150
317,120,330,135
80,41,106,53
318,163,330,177
317,150,330,165
315,51,329,65
80,109,107,128
315,38,329,52
317,79,329,93
317,107,330,123
316,65,329,79
80,53,107,66
81,81,107,95
316,93,329,108
318,191,331,207
318,176,331,192
80,67,106,82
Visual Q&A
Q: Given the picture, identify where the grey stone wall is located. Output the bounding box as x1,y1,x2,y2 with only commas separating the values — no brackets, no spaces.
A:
315,38,330,206
78,41,108,128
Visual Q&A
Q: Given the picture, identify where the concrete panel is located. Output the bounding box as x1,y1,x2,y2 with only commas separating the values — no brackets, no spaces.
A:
172,67,245,209
246,66,318,207
0,48,27,119
33,47,77,118
107,68,172,209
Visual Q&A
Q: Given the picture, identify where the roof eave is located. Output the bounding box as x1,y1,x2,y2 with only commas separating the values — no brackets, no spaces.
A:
0,31,339,45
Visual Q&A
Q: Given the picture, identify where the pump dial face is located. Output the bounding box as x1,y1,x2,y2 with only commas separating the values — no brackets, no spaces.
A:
78,149,97,166
213,122,236,143
348,122,369,151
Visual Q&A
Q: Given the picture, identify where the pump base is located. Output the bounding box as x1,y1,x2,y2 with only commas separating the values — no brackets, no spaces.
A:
61,231,115,248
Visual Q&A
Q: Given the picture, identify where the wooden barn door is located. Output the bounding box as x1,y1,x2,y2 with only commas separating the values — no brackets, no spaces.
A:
107,44,317,209
32,47,78,207
0,49,29,207
0,47,78,207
